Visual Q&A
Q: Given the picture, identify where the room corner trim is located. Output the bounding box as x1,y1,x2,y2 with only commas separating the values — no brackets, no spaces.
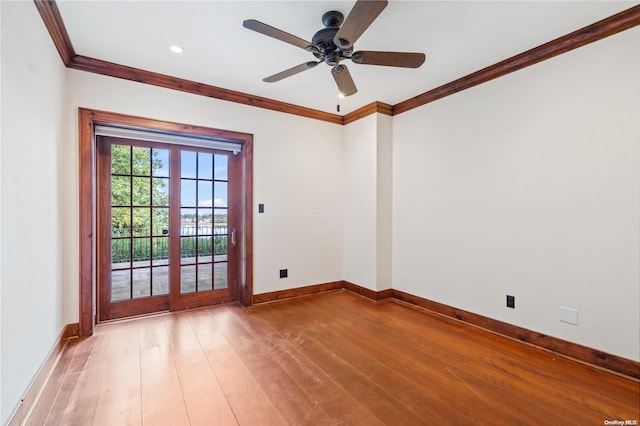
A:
343,102,393,125
7,323,80,426
343,281,393,301
252,280,392,304
391,289,640,380
252,281,346,304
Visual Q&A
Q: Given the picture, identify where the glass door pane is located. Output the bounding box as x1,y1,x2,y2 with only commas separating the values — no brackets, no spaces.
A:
179,149,230,294
109,144,170,302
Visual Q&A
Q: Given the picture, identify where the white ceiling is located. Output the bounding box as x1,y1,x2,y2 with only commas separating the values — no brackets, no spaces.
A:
56,1,636,115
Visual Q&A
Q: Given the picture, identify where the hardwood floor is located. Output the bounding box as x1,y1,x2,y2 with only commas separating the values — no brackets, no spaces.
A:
22,290,639,425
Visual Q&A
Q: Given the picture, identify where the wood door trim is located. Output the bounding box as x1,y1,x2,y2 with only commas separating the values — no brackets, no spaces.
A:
78,109,94,337
79,108,254,335
95,137,111,320
38,2,639,124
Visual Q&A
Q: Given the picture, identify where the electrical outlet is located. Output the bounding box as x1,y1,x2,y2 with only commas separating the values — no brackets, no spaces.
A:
279,269,288,278
506,295,515,309
559,307,578,325
258,204,264,213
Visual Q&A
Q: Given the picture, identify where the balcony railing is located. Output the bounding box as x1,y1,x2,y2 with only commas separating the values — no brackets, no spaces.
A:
112,226,228,263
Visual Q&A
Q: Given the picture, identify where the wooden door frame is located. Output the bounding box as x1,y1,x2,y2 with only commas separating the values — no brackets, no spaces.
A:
79,108,253,336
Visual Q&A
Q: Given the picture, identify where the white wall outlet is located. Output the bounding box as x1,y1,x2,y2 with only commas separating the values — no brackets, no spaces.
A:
559,306,579,325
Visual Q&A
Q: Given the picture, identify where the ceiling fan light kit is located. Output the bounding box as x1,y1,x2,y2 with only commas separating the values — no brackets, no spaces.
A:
242,0,426,97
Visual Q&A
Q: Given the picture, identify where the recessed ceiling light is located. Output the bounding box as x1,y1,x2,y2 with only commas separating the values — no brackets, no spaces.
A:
169,45,184,54
338,92,345,99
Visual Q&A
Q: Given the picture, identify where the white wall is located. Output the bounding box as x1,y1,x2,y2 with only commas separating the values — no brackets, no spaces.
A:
64,70,345,315
376,114,393,291
0,2,68,423
393,28,640,361
343,113,393,291
343,115,377,289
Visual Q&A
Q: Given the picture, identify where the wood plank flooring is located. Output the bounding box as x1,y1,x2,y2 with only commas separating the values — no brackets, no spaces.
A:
21,290,640,425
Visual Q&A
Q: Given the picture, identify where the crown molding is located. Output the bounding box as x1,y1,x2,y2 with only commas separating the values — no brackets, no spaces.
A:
343,102,393,125
35,1,640,124
34,0,342,124
33,0,75,65
68,55,343,125
394,5,640,115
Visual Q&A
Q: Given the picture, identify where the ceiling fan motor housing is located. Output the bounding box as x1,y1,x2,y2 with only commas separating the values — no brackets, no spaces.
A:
312,27,339,54
312,11,353,66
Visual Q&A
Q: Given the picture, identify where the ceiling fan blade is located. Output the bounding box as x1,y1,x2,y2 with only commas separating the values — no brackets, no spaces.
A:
334,0,388,50
263,61,320,83
243,19,311,50
351,51,426,68
331,64,357,97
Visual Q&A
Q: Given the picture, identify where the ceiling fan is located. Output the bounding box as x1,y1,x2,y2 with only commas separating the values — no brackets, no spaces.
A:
243,0,425,97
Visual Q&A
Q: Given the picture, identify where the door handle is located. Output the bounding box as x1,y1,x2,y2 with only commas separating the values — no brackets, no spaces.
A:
231,229,236,247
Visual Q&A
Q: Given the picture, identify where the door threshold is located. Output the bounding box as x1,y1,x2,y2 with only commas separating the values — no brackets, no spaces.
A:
97,309,172,325
96,300,243,326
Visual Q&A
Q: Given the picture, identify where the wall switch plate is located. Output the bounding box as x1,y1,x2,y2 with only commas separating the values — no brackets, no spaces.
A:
506,295,515,309
279,269,288,278
258,204,264,213
559,307,578,325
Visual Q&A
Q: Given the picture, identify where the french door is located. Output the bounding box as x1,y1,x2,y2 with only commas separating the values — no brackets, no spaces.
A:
97,136,239,320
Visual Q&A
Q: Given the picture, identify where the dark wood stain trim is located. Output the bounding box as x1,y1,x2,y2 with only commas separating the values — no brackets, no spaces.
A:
33,0,75,66
253,281,639,379
343,281,393,301
78,108,94,337
343,102,393,125
68,55,344,125
252,281,346,304
32,0,342,124
391,289,640,380
240,134,254,306
393,5,640,115
37,2,639,124
83,108,255,142
62,322,80,339
253,281,393,304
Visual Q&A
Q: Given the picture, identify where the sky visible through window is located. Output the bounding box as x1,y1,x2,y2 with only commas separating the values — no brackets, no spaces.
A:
180,151,228,209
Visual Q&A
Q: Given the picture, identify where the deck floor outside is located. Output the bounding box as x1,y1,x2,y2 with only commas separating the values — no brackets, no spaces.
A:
21,290,640,425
